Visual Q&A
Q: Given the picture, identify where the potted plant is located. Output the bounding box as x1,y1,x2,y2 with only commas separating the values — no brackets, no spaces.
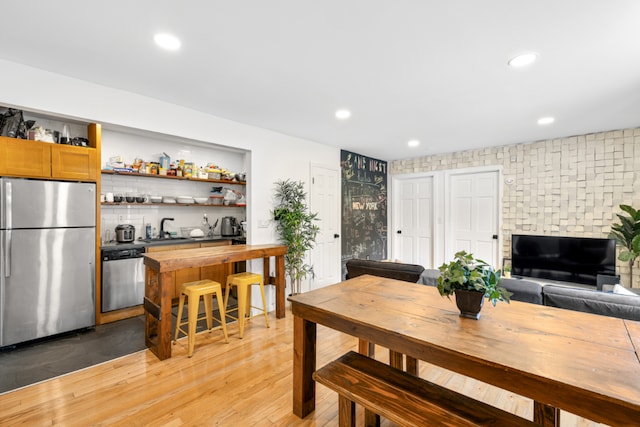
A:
609,204,640,288
437,251,511,319
272,179,320,295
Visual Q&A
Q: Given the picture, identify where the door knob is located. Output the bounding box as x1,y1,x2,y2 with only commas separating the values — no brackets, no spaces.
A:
397,230,402,234
492,234,498,240
334,234,340,238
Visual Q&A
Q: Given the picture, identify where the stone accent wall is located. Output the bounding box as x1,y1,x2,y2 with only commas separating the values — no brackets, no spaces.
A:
390,127,640,287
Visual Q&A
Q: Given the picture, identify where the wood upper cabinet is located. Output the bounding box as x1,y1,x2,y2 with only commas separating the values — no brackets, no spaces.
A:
51,145,98,181
0,123,100,182
0,137,51,178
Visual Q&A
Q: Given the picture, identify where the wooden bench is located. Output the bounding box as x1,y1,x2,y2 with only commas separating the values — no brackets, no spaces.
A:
313,351,538,427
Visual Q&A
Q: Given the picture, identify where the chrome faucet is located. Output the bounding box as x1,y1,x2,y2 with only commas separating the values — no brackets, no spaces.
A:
160,217,174,238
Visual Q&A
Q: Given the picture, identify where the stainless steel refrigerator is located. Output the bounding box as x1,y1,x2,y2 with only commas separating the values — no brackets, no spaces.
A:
0,178,96,347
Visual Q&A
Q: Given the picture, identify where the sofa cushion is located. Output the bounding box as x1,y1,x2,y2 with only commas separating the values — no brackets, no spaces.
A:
418,270,543,304
499,278,543,305
418,269,440,287
345,259,425,283
543,285,640,321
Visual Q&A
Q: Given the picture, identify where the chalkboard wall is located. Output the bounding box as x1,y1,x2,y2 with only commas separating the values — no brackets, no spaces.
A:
341,149,388,278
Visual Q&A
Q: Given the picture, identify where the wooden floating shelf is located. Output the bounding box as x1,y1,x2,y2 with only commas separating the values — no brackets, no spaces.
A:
101,169,246,185
101,202,245,208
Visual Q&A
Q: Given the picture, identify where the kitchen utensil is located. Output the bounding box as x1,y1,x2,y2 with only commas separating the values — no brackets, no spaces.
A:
211,218,218,237
59,124,71,144
115,224,135,242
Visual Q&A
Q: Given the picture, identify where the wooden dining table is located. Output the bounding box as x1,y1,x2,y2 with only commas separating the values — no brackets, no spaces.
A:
289,275,640,426
143,243,288,360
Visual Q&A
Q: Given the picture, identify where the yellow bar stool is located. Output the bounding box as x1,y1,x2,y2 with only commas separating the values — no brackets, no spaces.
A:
223,272,270,338
174,279,229,357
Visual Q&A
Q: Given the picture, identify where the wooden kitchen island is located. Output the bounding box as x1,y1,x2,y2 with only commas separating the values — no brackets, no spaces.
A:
143,244,288,360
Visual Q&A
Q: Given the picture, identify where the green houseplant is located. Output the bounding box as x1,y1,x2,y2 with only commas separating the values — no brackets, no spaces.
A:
609,204,640,287
437,251,511,319
273,179,320,295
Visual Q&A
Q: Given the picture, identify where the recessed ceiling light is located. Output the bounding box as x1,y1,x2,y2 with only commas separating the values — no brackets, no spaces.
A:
154,33,181,51
407,139,420,147
508,52,538,68
537,117,555,125
335,109,351,120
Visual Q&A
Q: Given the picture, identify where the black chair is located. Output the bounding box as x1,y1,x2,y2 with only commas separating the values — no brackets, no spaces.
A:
596,274,620,291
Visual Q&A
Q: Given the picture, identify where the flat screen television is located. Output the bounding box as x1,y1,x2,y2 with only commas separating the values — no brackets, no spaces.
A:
511,234,616,286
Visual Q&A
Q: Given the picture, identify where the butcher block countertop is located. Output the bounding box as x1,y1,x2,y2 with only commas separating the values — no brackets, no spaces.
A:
143,244,287,272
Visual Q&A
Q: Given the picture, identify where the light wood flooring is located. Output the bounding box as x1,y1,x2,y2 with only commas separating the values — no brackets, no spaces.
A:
0,310,605,426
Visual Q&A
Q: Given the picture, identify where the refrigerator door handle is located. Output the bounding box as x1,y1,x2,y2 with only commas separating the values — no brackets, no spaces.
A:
4,229,10,278
5,181,11,230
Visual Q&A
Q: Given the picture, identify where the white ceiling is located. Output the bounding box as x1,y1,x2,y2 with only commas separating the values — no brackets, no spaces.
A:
2,1,640,161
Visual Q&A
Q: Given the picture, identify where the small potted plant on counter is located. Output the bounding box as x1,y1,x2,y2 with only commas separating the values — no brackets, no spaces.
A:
437,251,512,319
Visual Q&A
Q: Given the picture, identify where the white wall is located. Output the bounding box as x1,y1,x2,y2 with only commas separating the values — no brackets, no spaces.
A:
0,59,340,304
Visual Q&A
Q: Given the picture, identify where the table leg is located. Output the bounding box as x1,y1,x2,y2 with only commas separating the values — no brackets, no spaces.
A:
274,254,286,318
389,350,404,369
406,356,419,376
356,340,381,427
144,269,174,360
358,339,375,357
534,401,560,427
293,314,316,418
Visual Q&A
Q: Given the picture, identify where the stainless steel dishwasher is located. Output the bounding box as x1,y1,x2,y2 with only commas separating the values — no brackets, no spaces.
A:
101,246,146,312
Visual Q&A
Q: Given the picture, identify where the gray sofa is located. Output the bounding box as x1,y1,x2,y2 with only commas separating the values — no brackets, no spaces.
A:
420,268,640,321
344,260,640,321
543,285,640,321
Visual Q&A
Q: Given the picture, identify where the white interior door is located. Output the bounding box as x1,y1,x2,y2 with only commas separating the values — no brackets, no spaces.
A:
309,164,341,290
447,169,500,267
392,176,434,267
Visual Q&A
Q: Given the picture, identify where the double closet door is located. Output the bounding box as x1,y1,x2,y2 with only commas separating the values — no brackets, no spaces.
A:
392,167,501,270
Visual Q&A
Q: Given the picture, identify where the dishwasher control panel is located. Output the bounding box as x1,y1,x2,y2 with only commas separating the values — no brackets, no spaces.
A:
102,247,146,261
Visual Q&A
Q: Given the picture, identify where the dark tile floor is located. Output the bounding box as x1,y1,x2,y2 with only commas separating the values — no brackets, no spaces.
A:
0,298,236,394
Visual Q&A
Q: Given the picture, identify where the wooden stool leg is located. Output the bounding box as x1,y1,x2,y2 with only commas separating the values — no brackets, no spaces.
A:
258,279,270,328
213,288,229,343
203,293,213,330
174,293,186,343
187,293,199,357
236,282,248,339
